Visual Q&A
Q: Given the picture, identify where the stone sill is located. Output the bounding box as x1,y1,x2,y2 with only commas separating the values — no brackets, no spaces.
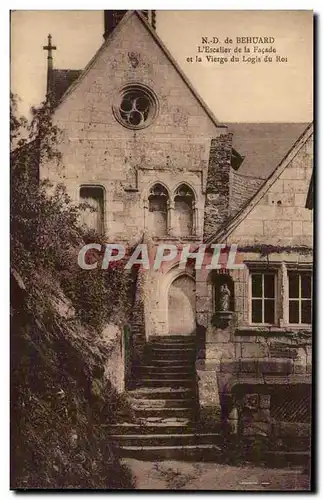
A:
152,236,202,242
235,326,312,336
216,373,312,390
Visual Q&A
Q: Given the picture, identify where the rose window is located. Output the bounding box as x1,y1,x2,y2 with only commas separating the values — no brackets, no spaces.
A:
113,84,158,130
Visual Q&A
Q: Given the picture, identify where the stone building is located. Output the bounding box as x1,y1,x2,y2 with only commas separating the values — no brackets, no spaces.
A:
40,10,313,460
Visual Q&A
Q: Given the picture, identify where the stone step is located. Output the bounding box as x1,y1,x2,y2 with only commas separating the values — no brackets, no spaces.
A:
116,443,223,461
126,332,199,465
133,407,195,419
150,335,196,343
108,421,195,435
147,342,196,351
150,346,195,352
137,378,196,389
146,340,196,349
110,432,223,447
149,350,196,361
148,358,196,366
139,371,194,380
140,364,193,374
130,398,194,409
128,387,195,400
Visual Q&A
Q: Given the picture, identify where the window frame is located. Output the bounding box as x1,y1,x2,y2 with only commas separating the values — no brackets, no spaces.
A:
249,270,278,326
112,83,159,130
173,183,195,237
287,270,312,326
79,184,106,234
147,183,170,237
244,262,312,329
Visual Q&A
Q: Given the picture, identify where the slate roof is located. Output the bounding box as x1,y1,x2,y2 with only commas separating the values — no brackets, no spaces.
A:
230,170,265,216
227,123,310,179
226,122,310,214
51,69,82,106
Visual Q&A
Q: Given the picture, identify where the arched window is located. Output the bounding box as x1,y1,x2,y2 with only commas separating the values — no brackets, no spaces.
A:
80,186,105,234
174,184,194,237
148,184,169,236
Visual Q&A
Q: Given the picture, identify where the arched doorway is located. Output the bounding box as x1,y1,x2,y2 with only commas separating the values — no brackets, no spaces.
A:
168,274,196,335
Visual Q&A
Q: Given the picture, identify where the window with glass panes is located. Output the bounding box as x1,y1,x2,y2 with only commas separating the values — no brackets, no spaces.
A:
251,273,276,324
288,272,312,324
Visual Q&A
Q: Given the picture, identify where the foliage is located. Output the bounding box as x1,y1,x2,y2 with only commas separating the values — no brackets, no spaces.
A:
11,276,134,489
11,95,80,275
11,94,137,329
10,93,28,149
60,234,137,329
10,95,136,489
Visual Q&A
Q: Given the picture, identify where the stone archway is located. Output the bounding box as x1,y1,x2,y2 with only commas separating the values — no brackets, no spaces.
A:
168,274,196,335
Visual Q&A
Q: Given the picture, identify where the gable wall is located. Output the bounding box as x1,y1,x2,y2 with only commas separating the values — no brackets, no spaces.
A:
227,133,313,248
40,13,224,242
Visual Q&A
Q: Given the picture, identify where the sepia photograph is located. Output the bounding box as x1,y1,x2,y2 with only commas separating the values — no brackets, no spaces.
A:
10,9,313,491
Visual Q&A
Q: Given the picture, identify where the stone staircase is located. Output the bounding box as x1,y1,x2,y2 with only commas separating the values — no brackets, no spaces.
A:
109,335,223,461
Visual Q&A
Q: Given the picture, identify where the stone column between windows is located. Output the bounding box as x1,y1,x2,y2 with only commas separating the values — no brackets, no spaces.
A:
281,262,289,326
143,198,149,232
167,199,175,237
193,200,198,236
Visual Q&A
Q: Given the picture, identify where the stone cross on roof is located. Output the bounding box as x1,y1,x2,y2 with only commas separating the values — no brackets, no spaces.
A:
43,34,56,60
43,34,57,100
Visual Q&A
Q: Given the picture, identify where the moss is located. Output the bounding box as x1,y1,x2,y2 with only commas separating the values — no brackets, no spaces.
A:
237,244,313,257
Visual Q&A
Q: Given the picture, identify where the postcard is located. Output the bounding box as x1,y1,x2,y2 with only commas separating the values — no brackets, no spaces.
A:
10,10,313,491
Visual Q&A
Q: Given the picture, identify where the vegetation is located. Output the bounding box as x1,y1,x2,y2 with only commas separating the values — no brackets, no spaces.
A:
10,94,135,489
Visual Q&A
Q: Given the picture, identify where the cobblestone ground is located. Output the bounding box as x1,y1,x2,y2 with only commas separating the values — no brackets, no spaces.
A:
123,459,311,491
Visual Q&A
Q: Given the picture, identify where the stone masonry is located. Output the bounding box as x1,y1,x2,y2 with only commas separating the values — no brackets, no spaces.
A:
39,11,313,459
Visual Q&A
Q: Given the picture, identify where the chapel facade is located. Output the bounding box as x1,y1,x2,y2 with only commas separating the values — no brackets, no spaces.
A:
40,10,313,461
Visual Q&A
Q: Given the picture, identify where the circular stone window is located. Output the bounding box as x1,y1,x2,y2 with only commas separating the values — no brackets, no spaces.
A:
113,84,158,130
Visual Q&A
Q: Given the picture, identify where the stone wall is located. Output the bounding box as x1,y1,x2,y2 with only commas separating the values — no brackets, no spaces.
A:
204,133,232,239
195,251,312,438
196,317,312,436
228,134,313,247
197,127,313,445
40,12,224,244
102,324,125,393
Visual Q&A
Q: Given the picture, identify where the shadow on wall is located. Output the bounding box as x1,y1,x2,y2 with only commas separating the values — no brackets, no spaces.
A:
196,323,206,360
